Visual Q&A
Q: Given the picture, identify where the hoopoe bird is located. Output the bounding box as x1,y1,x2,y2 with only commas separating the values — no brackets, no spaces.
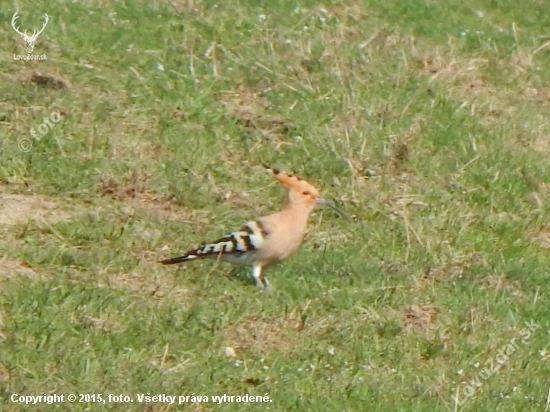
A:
160,165,349,290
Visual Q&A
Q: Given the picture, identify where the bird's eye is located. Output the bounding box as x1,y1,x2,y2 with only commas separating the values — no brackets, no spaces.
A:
302,191,310,196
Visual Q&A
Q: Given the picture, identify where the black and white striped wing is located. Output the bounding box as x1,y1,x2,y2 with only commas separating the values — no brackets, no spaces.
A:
160,220,269,265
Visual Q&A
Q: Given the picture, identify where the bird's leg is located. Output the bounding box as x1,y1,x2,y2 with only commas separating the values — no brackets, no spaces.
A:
252,264,264,289
262,276,272,294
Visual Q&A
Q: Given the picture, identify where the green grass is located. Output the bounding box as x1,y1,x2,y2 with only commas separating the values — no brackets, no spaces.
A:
1,0,550,410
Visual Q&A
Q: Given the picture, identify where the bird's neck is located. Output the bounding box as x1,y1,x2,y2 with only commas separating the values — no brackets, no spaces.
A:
280,199,315,227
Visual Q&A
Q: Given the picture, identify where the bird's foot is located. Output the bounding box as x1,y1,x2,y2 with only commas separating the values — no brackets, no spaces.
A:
253,276,272,294
253,277,264,289
261,277,272,294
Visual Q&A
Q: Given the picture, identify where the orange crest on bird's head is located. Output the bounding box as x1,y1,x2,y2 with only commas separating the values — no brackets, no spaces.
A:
263,164,320,200
262,164,350,219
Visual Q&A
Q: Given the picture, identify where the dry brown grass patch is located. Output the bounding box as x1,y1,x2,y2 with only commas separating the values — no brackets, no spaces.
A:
422,252,479,282
329,113,361,135
328,1,368,23
216,190,255,209
389,129,419,175
420,52,491,97
220,86,295,142
525,226,550,249
102,272,191,304
414,43,550,158
222,314,304,355
0,363,13,383
0,69,69,89
98,171,196,221
530,134,550,154
221,87,269,123
0,194,72,226
0,258,41,280
98,171,149,200
110,140,162,162
30,72,69,89
81,315,119,333
480,274,525,301
0,309,8,342
127,0,203,12
402,305,441,331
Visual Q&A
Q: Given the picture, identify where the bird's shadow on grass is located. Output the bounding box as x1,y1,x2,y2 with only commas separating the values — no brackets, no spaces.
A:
164,263,273,292
216,266,274,294
227,266,255,286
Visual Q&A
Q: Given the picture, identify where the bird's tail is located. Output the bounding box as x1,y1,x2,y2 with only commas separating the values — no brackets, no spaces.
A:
159,254,198,265
160,224,264,265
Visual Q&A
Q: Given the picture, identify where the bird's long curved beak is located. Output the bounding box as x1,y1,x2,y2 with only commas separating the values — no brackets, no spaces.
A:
315,198,351,221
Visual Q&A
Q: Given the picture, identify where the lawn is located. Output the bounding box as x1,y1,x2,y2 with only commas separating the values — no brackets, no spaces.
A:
1,0,550,410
